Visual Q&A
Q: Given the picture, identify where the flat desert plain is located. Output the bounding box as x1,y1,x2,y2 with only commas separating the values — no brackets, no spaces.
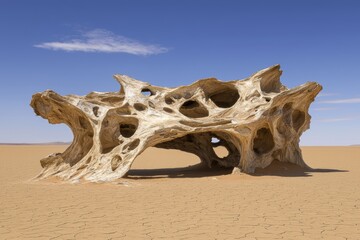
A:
0,145,359,240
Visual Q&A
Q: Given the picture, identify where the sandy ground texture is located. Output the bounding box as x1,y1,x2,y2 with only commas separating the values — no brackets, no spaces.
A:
0,145,359,240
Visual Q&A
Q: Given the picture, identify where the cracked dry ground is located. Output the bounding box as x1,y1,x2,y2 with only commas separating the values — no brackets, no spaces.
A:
0,146,359,240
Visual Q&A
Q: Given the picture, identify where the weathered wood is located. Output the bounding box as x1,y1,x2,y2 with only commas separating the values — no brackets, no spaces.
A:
30,65,322,182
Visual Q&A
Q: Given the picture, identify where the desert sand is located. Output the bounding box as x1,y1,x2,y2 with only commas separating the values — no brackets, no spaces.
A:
0,145,359,239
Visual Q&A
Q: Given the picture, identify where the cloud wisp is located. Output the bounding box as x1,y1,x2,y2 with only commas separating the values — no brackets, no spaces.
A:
317,92,338,97
317,117,357,122
319,98,360,104
34,29,168,56
311,107,336,111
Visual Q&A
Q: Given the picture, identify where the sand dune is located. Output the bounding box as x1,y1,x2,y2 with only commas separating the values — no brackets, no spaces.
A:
0,145,359,239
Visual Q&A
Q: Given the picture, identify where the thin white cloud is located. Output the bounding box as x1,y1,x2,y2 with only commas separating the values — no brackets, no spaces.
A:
317,117,356,122
311,107,336,111
34,29,168,55
317,93,338,97
319,98,360,104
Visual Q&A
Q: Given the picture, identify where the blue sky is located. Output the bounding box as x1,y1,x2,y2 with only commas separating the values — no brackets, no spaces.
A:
0,0,359,145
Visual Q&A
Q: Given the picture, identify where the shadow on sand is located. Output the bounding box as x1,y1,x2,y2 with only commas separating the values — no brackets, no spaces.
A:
126,163,232,179
250,160,348,177
126,161,348,179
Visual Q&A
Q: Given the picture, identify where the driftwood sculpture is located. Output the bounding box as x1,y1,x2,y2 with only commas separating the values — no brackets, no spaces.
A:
30,65,322,182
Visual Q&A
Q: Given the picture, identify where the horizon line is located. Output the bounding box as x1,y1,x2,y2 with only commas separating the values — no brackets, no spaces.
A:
0,142,359,147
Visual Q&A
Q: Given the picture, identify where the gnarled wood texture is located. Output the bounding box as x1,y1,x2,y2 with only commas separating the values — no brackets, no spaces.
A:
30,65,322,182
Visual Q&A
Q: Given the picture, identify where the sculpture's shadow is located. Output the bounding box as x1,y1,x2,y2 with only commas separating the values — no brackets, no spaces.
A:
126,163,233,179
126,161,348,179
250,160,348,177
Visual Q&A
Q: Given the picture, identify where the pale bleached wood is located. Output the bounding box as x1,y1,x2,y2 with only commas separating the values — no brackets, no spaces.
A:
30,65,322,182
